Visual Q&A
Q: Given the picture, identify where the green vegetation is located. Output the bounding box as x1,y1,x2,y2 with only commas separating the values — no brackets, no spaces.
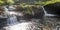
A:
0,0,60,14
0,0,14,5
0,0,60,6
33,0,60,5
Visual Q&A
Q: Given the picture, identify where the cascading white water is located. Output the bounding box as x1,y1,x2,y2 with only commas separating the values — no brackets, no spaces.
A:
3,6,18,25
3,22,41,30
7,15,18,25
42,6,56,16
2,6,42,30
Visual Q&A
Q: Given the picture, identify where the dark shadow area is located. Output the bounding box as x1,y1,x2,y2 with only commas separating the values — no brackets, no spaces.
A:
44,2,60,16
0,18,7,29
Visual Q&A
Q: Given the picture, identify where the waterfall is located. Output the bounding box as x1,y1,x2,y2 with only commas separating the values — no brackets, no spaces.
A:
2,6,18,26
7,15,18,25
42,6,56,16
3,6,41,30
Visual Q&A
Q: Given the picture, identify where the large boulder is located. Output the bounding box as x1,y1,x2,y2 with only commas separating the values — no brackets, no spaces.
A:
16,6,45,23
24,6,44,19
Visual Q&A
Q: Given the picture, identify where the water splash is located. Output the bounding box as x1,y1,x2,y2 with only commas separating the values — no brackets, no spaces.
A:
4,22,40,30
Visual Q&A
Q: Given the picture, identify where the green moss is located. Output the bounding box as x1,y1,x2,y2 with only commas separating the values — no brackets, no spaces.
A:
33,0,60,6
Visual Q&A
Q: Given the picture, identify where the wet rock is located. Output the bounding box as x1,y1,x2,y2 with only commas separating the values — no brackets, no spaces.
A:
0,18,7,29
16,6,45,23
24,6,45,19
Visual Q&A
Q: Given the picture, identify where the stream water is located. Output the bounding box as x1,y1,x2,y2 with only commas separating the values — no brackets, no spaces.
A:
2,6,57,30
2,6,41,30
